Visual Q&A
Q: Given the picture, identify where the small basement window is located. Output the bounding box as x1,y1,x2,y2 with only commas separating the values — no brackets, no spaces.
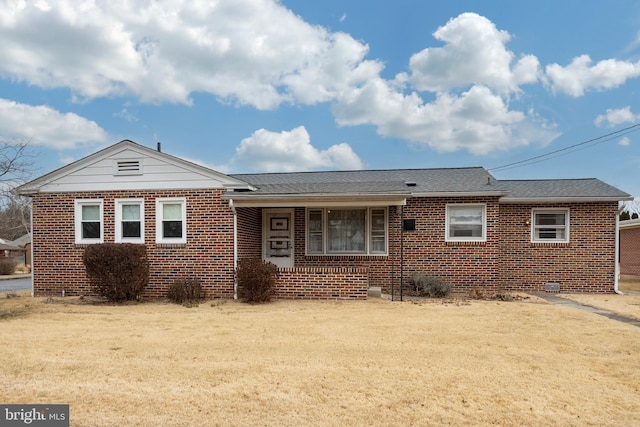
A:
114,159,142,175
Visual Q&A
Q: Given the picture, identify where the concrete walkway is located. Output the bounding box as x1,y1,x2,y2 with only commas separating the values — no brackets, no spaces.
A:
535,293,640,327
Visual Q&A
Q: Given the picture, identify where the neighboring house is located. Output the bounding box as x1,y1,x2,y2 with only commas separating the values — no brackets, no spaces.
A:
0,242,24,260
17,140,632,298
619,219,640,278
8,234,31,266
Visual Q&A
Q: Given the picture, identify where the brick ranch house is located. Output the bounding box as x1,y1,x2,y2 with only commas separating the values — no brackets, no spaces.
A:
17,140,632,299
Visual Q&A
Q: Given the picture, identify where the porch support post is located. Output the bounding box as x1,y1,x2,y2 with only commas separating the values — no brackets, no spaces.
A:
229,199,238,299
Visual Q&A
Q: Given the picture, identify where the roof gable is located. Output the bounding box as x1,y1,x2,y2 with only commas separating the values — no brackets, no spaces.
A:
18,140,251,194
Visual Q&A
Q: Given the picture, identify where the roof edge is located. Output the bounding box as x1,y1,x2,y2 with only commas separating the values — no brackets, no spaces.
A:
499,196,633,203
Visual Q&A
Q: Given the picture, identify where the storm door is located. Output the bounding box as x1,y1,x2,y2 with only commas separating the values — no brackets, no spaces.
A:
263,209,294,268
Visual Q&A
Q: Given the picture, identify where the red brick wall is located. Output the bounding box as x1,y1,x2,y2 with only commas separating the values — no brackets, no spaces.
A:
498,203,618,293
236,207,262,260
31,189,236,298
290,199,618,294
31,190,620,298
275,267,368,299
620,226,640,276
398,197,501,293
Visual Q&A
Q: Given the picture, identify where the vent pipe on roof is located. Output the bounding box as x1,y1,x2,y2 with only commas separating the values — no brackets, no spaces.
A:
157,142,162,152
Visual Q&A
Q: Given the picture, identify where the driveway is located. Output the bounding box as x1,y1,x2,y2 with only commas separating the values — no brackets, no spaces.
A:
0,276,32,293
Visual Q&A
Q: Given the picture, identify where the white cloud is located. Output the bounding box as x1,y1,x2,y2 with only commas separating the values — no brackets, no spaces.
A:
405,13,540,95
0,98,108,149
113,108,139,123
2,3,625,158
594,106,639,127
546,55,640,97
332,12,558,155
0,0,379,109
233,126,363,172
619,136,631,146
334,79,559,155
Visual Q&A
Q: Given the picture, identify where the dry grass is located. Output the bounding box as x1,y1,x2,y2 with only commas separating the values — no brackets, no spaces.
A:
1,292,639,426
620,277,640,294
562,278,640,321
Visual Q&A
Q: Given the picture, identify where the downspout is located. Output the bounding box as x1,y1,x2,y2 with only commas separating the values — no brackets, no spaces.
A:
614,213,623,295
30,204,34,298
229,199,238,300
400,204,404,302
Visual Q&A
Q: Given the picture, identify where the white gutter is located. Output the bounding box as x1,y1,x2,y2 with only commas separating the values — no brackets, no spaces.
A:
499,196,634,203
615,214,623,295
229,199,238,300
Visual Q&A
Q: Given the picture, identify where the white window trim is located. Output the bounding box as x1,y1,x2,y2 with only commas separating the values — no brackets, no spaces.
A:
531,208,570,243
445,203,487,242
156,197,187,244
74,199,104,244
305,207,388,256
115,198,145,243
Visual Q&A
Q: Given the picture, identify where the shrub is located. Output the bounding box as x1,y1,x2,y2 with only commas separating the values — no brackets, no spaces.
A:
83,243,149,301
0,258,17,275
167,279,202,305
236,257,277,303
407,273,451,298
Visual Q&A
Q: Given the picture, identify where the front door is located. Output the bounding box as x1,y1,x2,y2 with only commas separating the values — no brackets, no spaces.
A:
263,209,294,268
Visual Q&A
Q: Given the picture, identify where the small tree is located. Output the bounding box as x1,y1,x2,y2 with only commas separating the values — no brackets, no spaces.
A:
236,258,277,303
0,140,35,241
83,243,149,301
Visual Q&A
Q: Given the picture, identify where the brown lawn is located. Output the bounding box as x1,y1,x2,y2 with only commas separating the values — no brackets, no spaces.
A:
1,292,639,426
562,278,640,321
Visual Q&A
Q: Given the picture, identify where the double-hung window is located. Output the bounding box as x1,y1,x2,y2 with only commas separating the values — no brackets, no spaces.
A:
115,199,144,243
532,209,569,242
446,204,486,242
75,199,103,244
156,198,186,244
306,207,387,255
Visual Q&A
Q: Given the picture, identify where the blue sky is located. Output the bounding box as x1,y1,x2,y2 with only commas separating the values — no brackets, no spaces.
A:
2,0,640,197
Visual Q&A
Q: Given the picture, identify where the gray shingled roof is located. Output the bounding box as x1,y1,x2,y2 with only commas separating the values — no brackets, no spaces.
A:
497,179,631,201
226,167,631,202
230,167,501,196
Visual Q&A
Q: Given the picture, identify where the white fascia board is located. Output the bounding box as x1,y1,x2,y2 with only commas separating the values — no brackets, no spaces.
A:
409,191,506,198
499,196,633,203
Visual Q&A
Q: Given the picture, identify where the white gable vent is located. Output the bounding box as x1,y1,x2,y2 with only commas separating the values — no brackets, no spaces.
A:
114,159,143,175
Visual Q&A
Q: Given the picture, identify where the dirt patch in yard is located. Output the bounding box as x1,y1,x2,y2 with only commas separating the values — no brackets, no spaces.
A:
1,291,639,426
